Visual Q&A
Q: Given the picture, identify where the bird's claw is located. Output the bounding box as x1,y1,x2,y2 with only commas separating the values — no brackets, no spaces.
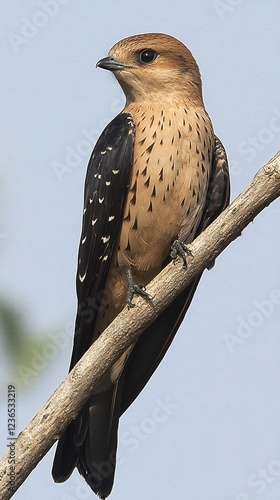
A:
127,284,153,309
170,240,192,267
126,269,153,308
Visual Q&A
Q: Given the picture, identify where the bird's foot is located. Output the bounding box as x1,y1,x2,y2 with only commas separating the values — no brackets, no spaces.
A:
126,269,153,309
170,240,193,267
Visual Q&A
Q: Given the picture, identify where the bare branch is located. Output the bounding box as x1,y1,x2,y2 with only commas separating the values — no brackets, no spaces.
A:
1,151,280,499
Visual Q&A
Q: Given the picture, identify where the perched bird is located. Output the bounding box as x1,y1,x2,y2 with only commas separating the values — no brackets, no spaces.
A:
52,33,230,498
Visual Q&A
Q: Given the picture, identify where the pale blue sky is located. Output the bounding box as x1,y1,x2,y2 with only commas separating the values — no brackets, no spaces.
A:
1,1,280,499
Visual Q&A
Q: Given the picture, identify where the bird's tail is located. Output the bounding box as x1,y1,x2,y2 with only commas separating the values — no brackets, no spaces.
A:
52,419,79,483
52,382,123,499
78,384,123,498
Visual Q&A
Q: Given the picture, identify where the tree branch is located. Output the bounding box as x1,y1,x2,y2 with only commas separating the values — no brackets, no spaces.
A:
1,151,280,498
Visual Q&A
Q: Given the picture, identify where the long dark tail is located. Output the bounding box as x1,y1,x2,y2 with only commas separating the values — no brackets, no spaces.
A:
52,381,123,499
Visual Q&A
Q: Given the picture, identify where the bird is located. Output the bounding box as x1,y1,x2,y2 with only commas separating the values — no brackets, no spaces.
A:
52,33,230,498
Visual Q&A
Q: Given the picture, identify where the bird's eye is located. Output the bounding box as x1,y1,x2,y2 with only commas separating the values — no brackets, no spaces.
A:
139,49,157,64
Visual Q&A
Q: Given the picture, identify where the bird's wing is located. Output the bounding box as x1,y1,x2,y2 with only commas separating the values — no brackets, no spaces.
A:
52,112,135,483
69,113,135,370
196,135,230,233
120,135,230,414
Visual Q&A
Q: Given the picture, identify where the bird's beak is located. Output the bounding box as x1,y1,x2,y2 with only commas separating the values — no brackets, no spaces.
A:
96,57,127,71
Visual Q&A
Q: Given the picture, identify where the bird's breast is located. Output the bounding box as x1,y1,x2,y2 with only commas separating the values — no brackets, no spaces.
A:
118,103,214,282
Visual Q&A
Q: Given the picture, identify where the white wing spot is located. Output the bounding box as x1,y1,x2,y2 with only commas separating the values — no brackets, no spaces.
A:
108,215,115,222
89,198,93,204
99,197,104,203
101,236,110,243
106,181,111,186
92,218,97,226
112,170,119,174
81,235,87,244
98,174,102,179
79,272,86,282
102,255,109,261
83,207,87,214
107,146,113,151
101,150,107,155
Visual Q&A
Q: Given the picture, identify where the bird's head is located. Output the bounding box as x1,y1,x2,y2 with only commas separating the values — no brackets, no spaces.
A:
96,33,203,105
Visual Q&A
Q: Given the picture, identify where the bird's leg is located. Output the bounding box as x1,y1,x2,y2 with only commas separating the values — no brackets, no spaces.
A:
126,268,153,309
170,239,193,267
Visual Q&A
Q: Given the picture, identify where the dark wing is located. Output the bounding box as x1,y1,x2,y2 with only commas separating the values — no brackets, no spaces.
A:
69,113,135,370
196,135,230,233
52,112,135,482
120,135,230,414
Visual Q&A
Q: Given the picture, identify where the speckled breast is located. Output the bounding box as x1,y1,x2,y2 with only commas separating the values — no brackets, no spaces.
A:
118,103,214,277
